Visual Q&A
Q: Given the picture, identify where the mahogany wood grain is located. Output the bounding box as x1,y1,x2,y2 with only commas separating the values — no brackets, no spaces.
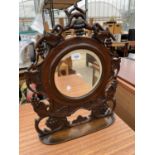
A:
117,78,135,94
115,82,135,130
115,58,135,130
20,104,135,155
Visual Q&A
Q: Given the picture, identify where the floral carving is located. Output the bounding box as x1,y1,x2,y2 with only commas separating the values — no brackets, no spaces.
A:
26,2,120,143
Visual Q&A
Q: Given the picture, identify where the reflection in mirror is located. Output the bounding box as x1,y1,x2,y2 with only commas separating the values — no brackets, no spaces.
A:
54,49,102,98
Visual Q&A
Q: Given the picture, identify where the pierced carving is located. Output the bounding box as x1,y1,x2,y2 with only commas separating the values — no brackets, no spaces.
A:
111,57,121,78
26,2,120,144
72,115,88,125
46,116,69,131
31,95,50,118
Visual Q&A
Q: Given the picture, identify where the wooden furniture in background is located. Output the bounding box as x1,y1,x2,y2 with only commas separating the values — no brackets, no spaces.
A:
57,62,69,76
44,21,51,33
112,42,128,57
118,58,135,86
43,0,80,10
20,104,135,155
86,18,94,37
128,41,135,49
104,22,122,34
64,29,75,38
86,53,96,66
113,24,122,34
128,41,135,55
115,58,135,130
107,23,114,34
57,57,72,76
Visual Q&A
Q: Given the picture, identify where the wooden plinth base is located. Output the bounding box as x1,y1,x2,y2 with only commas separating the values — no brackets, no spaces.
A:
39,115,115,145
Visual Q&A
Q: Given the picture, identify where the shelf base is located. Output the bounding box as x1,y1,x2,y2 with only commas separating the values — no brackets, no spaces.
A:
39,114,115,145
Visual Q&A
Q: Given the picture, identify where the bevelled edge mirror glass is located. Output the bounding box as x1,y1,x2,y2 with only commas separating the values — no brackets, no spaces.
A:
54,49,102,98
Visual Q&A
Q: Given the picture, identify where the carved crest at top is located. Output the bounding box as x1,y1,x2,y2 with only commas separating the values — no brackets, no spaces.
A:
25,1,121,144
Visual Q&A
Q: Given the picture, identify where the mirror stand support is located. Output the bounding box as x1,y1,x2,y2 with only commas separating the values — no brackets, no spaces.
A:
31,94,116,144
40,115,115,145
26,2,121,145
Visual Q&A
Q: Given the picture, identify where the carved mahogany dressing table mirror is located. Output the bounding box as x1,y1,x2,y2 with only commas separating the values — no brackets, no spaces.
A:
26,2,121,144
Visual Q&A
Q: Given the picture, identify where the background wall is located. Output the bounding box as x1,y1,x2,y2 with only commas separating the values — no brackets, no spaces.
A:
19,0,135,33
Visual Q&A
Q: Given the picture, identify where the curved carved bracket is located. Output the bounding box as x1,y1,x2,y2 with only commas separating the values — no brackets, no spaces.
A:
26,2,121,143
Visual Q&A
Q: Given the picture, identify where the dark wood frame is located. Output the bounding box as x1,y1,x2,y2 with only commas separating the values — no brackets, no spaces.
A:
26,2,121,144
41,37,111,105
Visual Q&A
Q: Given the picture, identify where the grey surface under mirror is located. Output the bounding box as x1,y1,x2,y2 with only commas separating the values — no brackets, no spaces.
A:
54,49,102,98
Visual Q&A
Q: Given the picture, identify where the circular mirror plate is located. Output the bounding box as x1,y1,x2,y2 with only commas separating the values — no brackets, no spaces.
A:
54,49,102,98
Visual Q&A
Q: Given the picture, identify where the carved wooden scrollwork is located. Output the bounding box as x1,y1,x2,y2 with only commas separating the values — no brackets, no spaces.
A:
26,1,121,144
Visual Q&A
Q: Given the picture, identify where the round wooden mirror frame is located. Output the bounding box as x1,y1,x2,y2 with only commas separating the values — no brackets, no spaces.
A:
25,2,121,144
41,37,111,105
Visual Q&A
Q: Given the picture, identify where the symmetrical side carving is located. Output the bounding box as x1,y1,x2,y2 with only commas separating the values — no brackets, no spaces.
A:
26,1,121,142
